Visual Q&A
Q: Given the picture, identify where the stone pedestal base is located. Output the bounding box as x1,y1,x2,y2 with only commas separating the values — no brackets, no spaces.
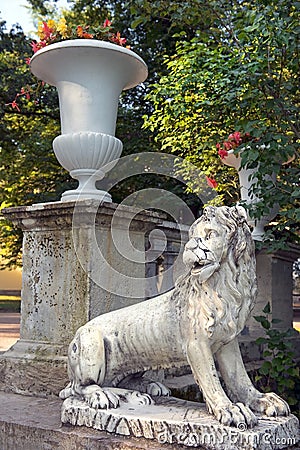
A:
1,200,187,396
0,340,67,395
247,246,300,336
61,396,299,450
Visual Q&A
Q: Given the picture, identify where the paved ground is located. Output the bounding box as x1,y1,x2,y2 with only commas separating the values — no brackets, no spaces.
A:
0,313,20,352
0,312,299,353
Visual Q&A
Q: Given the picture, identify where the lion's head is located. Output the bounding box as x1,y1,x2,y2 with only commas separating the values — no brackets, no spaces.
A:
183,205,254,281
175,205,257,343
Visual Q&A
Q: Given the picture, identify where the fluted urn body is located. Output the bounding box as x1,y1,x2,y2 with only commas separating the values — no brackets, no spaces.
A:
30,39,148,201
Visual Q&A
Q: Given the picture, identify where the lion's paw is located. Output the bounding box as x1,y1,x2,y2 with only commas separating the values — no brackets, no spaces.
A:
146,381,171,397
122,390,154,406
85,387,120,409
214,402,258,428
59,383,73,400
249,392,290,417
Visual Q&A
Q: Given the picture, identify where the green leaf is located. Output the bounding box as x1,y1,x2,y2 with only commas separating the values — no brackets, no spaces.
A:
271,318,282,324
260,361,272,375
254,315,267,323
262,319,271,330
131,17,147,28
263,303,271,314
291,189,300,198
256,337,268,345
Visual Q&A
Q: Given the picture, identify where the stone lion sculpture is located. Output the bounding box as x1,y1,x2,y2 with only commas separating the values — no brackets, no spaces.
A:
60,205,290,428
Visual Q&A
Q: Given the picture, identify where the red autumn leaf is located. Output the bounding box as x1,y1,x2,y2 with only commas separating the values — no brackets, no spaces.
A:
218,149,229,159
76,25,93,39
41,21,54,39
228,131,242,145
103,19,112,28
206,176,218,189
110,31,126,46
224,141,234,150
10,100,20,112
31,40,47,53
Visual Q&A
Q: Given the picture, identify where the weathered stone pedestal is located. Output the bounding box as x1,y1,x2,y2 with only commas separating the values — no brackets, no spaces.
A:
247,245,300,337
61,396,300,450
0,200,187,396
0,391,299,450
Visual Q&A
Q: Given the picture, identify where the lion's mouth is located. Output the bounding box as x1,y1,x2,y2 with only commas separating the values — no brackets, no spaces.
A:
191,260,214,274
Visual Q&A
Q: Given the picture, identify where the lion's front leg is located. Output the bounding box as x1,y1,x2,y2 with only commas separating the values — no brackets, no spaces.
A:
187,337,257,428
216,338,290,418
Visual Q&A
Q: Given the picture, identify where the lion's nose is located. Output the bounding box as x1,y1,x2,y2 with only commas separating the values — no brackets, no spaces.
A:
185,237,201,250
182,249,196,267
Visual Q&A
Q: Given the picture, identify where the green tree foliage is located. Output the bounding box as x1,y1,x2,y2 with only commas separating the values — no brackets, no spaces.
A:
0,20,75,267
142,0,300,246
1,0,299,267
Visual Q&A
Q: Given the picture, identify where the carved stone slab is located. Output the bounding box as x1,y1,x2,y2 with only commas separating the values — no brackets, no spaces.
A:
61,396,299,449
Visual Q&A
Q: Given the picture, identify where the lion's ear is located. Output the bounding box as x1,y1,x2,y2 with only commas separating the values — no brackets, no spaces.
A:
235,205,247,222
228,206,251,263
233,230,247,263
231,220,254,264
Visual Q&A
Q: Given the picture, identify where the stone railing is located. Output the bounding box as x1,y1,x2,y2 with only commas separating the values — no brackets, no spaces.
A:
145,224,189,299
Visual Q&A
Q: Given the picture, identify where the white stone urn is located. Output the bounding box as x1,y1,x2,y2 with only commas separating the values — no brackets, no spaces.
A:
221,150,279,240
30,40,148,202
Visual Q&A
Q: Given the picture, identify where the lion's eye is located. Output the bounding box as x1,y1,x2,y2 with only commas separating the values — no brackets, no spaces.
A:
206,230,218,240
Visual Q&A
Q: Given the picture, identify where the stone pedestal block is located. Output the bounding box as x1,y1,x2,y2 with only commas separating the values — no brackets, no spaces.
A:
247,245,300,336
61,396,300,449
0,200,178,396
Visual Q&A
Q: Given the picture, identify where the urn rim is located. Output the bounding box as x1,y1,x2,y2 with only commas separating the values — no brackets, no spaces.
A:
30,38,148,90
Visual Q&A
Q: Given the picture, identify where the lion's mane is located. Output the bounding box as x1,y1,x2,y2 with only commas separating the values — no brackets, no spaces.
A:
173,206,257,346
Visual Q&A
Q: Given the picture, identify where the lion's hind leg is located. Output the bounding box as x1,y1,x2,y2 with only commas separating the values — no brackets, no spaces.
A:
59,324,119,409
118,373,171,397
